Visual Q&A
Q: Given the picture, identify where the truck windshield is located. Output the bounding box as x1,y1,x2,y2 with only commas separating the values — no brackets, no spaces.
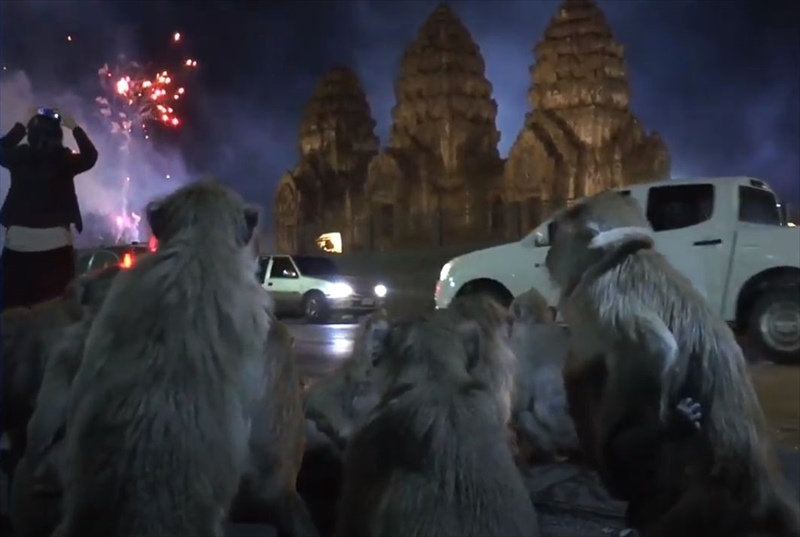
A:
738,186,782,226
293,256,340,276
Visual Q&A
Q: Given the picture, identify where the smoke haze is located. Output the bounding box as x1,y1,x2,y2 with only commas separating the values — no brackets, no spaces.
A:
0,70,190,246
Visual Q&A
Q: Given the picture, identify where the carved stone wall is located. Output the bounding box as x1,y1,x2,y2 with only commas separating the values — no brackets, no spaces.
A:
364,2,504,247
275,67,379,252
504,0,670,223
275,0,671,252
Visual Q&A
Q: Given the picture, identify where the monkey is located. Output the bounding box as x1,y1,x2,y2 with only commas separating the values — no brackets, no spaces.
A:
10,265,121,537
1,280,86,477
545,190,800,537
303,309,390,450
506,287,581,464
228,316,320,537
298,311,391,536
53,181,274,537
335,307,541,537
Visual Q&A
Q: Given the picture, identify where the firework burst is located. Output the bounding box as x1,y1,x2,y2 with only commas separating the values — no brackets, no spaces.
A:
94,32,197,243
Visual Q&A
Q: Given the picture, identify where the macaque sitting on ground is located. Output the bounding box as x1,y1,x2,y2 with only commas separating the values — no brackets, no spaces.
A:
228,317,320,537
507,287,580,464
54,181,277,537
336,303,541,537
546,190,800,537
303,310,390,449
1,280,86,477
10,265,120,537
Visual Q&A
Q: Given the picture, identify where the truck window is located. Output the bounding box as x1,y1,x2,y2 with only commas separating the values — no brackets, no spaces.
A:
646,184,714,232
256,257,270,283
738,186,781,226
269,256,298,279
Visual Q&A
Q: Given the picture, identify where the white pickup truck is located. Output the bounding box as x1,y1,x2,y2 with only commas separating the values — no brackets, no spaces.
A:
435,177,800,364
256,254,388,323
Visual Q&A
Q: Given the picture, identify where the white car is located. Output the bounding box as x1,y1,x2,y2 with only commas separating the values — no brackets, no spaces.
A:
257,254,388,323
435,177,800,364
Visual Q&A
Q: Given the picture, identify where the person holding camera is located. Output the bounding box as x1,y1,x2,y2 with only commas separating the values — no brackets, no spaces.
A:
0,108,98,310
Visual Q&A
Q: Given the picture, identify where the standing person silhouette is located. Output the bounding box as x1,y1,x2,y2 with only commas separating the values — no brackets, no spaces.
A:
0,108,98,310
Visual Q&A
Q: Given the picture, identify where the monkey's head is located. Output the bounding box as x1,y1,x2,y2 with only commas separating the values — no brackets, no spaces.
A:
445,295,518,422
545,191,654,293
146,181,260,248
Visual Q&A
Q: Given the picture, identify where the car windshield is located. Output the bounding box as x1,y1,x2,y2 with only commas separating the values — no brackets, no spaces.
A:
293,255,340,276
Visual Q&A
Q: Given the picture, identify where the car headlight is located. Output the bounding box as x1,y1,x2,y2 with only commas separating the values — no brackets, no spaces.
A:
439,262,452,281
326,282,354,299
374,284,387,298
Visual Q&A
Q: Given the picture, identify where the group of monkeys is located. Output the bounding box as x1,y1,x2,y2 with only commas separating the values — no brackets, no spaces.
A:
1,182,798,537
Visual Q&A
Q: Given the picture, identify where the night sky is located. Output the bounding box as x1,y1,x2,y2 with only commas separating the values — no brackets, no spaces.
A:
1,0,799,223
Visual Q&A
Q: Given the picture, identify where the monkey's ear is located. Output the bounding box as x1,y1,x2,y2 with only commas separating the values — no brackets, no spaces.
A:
367,317,391,366
238,206,260,247
146,201,165,240
457,319,483,371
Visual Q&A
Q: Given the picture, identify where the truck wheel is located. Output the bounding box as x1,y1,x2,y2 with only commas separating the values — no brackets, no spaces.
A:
303,290,329,324
748,287,800,365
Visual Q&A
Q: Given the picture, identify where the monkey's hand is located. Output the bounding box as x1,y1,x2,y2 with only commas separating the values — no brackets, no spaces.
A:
666,397,702,438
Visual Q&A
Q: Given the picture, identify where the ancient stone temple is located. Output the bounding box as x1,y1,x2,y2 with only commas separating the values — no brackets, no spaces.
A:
503,0,670,231
274,67,379,252
275,0,671,252
363,3,504,247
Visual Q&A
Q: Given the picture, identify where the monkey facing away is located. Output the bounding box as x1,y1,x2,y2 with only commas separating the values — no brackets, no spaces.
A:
54,181,274,537
228,316,320,537
303,309,390,450
546,190,800,536
1,280,86,476
11,265,121,537
336,303,541,537
507,288,580,463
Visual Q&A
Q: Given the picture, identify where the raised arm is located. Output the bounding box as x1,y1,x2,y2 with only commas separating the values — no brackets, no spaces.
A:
65,126,98,175
0,122,27,169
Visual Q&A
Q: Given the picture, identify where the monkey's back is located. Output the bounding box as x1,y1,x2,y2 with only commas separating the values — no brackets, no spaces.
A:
61,246,270,536
341,383,539,537
573,247,778,504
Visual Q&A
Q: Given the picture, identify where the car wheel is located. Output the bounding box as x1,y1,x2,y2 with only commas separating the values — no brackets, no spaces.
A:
303,290,329,324
748,287,800,365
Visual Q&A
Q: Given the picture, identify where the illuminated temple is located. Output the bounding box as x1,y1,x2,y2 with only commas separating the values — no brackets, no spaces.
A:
274,0,670,252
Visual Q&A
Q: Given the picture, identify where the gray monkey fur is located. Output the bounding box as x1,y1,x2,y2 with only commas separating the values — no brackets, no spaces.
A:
228,317,320,537
336,304,541,537
545,190,799,535
53,181,272,537
11,266,121,537
508,288,580,462
303,310,390,449
1,282,86,472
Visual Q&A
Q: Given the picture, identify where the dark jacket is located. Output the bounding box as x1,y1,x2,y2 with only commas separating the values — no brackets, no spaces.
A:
0,122,98,232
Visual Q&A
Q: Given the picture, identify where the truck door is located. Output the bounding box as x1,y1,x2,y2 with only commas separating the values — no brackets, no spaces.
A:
645,183,734,315
266,256,302,314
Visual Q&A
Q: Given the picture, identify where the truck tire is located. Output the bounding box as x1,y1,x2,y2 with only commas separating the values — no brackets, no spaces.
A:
303,290,329,324
747,287,800,365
